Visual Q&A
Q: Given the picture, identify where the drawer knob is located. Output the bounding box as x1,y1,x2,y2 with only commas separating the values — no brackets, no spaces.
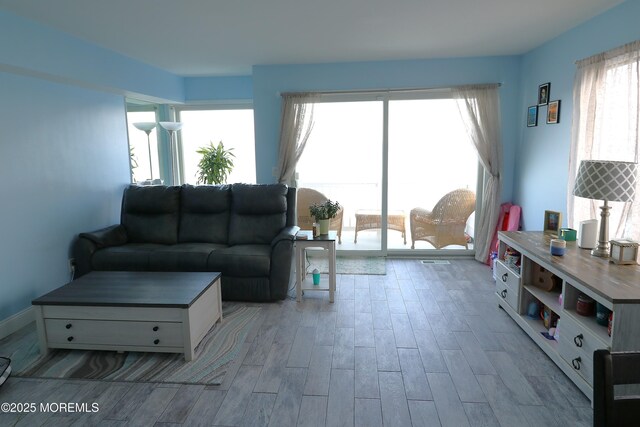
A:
67,336,74,342
571,357,581,370
65,323,72,329
573,334,584,347
501,273,508,283
153,326,159,332
154,339,160,345
500,289,507,298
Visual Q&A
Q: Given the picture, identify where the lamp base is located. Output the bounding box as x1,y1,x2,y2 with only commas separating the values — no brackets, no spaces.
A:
591,201,611,258
591,245,610,258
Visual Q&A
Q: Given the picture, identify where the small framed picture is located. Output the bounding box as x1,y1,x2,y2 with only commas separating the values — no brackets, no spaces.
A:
538,83,550,105
547,100,561,124
543,210,562,237
527,105,538,127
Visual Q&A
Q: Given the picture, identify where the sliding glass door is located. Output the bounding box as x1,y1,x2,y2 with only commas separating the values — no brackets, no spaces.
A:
296,90,479,255
388,97,478,252
297,99,383,252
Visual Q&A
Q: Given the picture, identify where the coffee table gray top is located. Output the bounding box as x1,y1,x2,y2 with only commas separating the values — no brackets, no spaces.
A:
32,271,222,308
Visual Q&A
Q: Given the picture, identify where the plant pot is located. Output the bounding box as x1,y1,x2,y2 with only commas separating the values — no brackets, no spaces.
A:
318,219,330,235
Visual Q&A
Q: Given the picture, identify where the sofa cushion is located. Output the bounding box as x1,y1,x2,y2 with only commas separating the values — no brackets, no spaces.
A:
179,185,231,244
121,185,181,244
228,184,288,245
91,243,164,271
207,244,271,277
149,243,226,271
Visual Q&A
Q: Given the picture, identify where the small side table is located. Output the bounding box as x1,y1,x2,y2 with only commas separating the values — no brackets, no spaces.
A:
354,210,406,244
295,231,336,303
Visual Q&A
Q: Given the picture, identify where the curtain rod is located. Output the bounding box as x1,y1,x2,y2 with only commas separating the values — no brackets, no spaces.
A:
575,39,640,66
279,83,502,97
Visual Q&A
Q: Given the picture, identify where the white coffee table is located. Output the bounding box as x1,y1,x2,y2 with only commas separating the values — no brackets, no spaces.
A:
32,271,222,361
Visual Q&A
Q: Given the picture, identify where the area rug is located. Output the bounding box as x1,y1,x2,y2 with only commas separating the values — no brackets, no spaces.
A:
11,304,260,386
306,254,386,275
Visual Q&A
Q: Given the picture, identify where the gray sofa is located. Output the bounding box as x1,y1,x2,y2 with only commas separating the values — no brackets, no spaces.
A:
73,183,299,301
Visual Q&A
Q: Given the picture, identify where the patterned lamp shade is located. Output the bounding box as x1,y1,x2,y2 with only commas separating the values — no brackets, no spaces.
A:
573,160,638,202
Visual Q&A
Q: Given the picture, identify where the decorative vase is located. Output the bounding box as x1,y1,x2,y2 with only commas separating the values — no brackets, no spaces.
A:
319,219,330,235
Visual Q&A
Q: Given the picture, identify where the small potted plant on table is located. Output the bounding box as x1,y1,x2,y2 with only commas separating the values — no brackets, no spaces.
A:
309,200,341,235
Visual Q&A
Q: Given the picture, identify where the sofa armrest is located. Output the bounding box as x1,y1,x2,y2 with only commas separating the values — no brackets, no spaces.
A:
80,224,128,248
73,225,127,278
270,226,300,248
269,226,300,300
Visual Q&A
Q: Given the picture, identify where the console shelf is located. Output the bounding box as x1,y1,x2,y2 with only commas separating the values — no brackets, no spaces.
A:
497,231,640,402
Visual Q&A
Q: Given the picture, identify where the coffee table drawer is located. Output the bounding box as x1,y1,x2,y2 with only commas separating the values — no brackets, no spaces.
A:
45,319,183,348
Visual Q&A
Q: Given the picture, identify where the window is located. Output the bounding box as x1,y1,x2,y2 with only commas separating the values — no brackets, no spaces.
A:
569,41,640,240
126,107,159,184
177,107,256,184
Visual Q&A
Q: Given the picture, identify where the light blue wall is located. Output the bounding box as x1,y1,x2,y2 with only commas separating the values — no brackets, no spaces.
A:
184,76,253,101
252,57,521,195
0,11,184,103
514,0,640,230
0,11,190,321
0,71,131,320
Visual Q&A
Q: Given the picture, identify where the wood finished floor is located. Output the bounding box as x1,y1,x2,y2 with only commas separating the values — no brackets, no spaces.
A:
0,259,592,426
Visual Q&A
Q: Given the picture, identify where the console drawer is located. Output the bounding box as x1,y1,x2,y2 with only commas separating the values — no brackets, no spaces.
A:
558,334,594,385
559,313,609,360
496,260,520,289
45,319,183,348
495,261,519,311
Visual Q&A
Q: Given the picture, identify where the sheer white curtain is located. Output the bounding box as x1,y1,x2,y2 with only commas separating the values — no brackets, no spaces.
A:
568,41,640,240
276,93,317,186
454,84,503,263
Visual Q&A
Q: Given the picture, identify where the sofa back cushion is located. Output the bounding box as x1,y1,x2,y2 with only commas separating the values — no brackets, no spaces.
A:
121,185,181,244
179,184,231,243
228,183,288,245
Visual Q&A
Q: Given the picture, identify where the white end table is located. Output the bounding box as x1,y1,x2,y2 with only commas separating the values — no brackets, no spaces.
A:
295,230,337,303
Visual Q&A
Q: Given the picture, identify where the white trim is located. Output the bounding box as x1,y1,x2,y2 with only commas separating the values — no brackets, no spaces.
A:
0,306,34,339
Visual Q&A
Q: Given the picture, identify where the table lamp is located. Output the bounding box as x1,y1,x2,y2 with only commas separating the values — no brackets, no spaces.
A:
573,160,638,257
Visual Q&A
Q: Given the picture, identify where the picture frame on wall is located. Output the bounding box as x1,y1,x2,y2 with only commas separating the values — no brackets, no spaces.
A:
543,210,562,237
547,100,561,124
538,82,550,105
527,105,538,127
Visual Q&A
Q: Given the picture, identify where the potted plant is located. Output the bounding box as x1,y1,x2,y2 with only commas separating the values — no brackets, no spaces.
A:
196,141,235,185
309,199,341,235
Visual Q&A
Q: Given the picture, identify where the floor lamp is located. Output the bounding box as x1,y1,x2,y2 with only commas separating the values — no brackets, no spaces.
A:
159,121,183,185
132,122,157,181
573,160,638,257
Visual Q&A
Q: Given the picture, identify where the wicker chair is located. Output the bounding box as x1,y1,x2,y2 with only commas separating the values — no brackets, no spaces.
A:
409,189,476,249
297,188,343,243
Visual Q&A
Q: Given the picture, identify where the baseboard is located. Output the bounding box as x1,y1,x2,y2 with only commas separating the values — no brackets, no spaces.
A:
0,306,34,339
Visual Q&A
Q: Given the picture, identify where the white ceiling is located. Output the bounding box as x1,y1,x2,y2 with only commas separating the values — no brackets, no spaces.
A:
1,0,623,76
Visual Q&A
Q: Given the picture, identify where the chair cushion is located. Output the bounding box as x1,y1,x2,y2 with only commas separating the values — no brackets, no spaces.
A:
207,244,271,277
179,184,231,244
228,183,288,245
121,185,181,244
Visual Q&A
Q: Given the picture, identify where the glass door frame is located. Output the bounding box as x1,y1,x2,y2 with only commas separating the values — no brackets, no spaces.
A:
309,89,481,258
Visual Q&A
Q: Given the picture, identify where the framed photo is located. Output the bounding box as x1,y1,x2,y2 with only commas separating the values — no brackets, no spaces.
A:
527,105,538,127
538,83,550,105
543,210,562,237
547,100,561,124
